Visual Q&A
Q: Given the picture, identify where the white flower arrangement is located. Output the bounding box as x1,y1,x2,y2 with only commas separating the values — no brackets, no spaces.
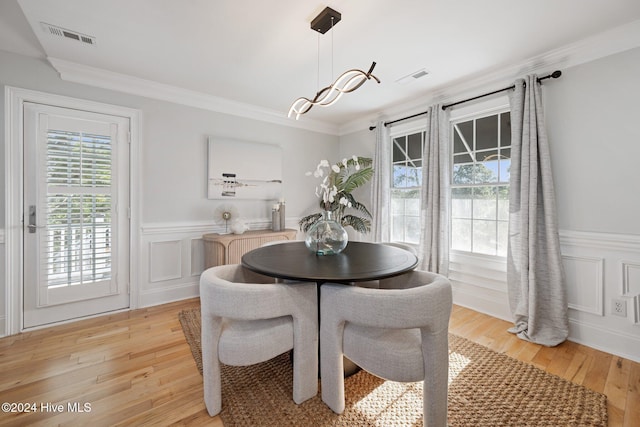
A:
300,156,373,234
306,156,360,209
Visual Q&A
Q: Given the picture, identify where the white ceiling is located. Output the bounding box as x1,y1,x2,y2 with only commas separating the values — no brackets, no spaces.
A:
2,0,640,131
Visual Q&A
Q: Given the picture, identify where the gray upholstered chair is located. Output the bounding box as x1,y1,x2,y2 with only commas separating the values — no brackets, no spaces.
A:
320,270,452,427
199,264,318,416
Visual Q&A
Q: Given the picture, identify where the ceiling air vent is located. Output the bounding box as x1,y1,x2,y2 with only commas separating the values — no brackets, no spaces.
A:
395,68,429,85
40,22,96,46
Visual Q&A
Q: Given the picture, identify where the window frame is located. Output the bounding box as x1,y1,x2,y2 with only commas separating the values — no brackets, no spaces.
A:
449,98,511,260
388,121,427,246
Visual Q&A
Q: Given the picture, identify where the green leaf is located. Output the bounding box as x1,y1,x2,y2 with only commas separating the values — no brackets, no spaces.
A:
298,212,323,232
340,167,373,194
340,215,371,234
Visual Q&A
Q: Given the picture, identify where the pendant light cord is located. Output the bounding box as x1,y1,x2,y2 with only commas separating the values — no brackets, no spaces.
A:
331,17,334,80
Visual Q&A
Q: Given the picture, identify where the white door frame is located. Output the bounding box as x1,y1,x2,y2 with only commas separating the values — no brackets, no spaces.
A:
4,86,142,335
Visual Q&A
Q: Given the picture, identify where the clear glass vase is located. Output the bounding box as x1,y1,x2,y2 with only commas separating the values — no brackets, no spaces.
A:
305,210,348,255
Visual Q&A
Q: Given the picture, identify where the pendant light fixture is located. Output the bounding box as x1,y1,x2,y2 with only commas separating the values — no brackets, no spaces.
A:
288,7,380,120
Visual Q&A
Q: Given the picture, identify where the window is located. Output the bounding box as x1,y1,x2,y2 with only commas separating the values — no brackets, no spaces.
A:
390,130,424,244
46,129,113,287
451,110,511,256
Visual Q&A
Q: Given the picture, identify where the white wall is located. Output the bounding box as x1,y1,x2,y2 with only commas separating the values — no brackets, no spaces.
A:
139,100,338,224
546,48,640,235
544,48,640,361
1,49,339,329
339,48,640,361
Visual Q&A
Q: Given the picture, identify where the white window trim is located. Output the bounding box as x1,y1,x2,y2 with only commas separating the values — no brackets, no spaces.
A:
4,86,142,336
449,96,510,122
449,95,510,266
388,119,428,138
389,124,426,245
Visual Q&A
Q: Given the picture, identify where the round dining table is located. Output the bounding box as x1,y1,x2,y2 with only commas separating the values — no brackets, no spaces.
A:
242,240,418,377
241,241,418,284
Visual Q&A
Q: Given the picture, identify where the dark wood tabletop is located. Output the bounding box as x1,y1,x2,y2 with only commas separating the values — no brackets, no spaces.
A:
241,241,418,283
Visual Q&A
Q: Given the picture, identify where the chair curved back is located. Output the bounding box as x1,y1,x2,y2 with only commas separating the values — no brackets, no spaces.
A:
355,242,418,289
382,241,418,256
200,264,318,416
320,269,452,427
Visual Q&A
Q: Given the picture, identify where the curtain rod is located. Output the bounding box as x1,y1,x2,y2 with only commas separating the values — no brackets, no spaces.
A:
367,110,429,131
441,70,562,110
368,70,561,131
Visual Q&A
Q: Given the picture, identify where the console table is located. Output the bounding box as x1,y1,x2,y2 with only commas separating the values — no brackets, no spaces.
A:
203,229,298,268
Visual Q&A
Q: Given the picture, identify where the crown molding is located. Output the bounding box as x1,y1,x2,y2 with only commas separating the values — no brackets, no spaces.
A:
46,19,639,138
338,19,640,136
46,57,340,136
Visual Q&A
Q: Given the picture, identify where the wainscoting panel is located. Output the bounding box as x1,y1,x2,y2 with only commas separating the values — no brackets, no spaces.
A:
560,230,640,361
562,255,604,315
139,221,224,307
190,238,205,277
621,260,640,295
149,240,182,283
0,231,5,337
138,220,290,308
450,231,640,362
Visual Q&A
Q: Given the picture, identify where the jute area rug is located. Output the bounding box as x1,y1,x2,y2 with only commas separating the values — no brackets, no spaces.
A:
179,309,607,427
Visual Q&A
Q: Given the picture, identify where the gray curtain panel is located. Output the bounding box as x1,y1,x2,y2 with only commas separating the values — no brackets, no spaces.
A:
371,120,391,242
418,105,451,275
507,76,568,346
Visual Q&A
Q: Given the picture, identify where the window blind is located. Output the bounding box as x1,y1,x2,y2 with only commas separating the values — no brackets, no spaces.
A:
44,130,113,287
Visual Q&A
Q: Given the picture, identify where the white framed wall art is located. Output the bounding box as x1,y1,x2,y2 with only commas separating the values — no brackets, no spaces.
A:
207,137,283,200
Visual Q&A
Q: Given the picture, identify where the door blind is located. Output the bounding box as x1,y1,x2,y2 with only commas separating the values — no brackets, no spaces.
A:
44,129,113,288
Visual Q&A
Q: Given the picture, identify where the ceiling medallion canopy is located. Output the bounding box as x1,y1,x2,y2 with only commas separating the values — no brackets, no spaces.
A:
288,7,380,120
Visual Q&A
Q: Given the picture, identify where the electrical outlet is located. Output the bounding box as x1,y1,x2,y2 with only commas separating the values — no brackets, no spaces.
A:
611,298,627,317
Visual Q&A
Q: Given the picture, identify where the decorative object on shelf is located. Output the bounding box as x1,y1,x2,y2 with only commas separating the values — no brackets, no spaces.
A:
279,199,286,230
288,7,380,120
271,200,286,231
300,156,373,255
213,204,238,234
271,203,281,231
230,218,249,235
304,210,348,255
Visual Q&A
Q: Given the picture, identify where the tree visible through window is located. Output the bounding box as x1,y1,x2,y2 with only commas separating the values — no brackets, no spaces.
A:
451,111,511,256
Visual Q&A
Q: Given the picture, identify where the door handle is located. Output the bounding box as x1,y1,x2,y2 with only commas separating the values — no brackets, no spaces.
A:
28,205,38,233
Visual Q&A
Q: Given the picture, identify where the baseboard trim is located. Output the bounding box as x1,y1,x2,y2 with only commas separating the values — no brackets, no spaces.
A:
451,282,511,322
138,282,199,308
452,281,640,362
568,318,640,363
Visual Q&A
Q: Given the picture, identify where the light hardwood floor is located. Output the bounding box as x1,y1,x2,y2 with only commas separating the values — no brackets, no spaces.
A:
0,299,638,426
